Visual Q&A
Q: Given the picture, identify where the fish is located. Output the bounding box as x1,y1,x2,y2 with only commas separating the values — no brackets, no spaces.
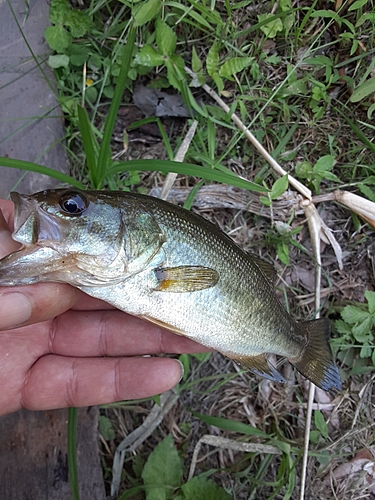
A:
0,188,342,391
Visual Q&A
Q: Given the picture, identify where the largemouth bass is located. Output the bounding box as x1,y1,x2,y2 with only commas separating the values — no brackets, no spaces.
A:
0,189,341,391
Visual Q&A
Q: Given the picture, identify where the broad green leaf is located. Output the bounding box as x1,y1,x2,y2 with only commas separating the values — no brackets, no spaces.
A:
219,57,254,79
352,317,373,342
134,0,161,26
304,55,333,67
295,161,313,179
365,290,375,314
271,174,289,199
44,25,71,52
212,73,224,94
311,10,340,20
99,415,115,441
67,44,88,66
356,12,375,27
49,0,70,24
48,54,69,68
142,434,183,500
349,0,368,10
309,430,321,444
341,305,370,325
313,155,335,173
279,0,292,11
277,242,289,266
206,41,219,78
65,10,93,38
314,410,328,439
360,343,372,358
368,102,375,119
181,476,232,500
350,76,375,103
109,159,269,193
156,18,176,56
358,183,375,203
258,14,283,38
135,45,164,67
165,55,185,90
192,46,203,73
320,171,341,183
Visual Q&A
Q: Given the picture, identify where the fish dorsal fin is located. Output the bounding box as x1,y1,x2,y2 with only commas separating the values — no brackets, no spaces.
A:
230,353,285,383
154,265,219,292
247,253,278,285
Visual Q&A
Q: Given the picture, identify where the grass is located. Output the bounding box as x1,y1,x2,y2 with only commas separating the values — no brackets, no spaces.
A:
2,0,375,498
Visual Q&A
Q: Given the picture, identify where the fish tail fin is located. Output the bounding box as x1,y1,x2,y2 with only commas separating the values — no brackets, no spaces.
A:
290,318,342,391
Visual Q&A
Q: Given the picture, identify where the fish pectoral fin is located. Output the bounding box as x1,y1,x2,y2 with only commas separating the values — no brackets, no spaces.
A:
230,354,285,383
154,265,219,292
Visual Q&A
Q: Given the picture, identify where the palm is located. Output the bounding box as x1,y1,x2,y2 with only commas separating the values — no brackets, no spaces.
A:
0,200,206,416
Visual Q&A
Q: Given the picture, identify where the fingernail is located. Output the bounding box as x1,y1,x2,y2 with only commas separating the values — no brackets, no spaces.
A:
176,359,185,383
0,292,32,330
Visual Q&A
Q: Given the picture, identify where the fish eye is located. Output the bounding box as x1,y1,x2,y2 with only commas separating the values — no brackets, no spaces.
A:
59,191,88,215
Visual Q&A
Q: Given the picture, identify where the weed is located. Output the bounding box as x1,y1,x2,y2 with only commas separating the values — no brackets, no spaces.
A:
333,290,375,376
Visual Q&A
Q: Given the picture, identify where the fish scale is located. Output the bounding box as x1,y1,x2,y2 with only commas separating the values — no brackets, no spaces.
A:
0,188,342,391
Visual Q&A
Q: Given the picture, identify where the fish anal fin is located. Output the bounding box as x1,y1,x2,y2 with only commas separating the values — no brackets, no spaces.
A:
231,353,285,383
290,318,342,392
154,266,219,292
248,253,278,285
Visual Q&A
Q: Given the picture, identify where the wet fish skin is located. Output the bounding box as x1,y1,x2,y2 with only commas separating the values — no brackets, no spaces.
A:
0,189,342,391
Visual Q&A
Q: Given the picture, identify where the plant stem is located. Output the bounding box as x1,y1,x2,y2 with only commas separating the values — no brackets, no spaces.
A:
96,21,137,188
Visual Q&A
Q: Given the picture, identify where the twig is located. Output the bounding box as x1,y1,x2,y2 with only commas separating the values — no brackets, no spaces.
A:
299,201,323,499
160,119,198,200
185,66,312,200
110,389,179,496
188,435,282,480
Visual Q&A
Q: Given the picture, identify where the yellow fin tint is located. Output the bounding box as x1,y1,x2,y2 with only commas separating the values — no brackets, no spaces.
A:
248,253,278,285
230,353,285,383
289,318,342,391
154,266,219,292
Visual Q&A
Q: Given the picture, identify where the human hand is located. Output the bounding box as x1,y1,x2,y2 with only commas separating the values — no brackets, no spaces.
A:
0,199,207,416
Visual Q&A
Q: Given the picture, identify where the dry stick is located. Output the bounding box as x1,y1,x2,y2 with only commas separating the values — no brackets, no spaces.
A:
299,201,323,500
110,390,179,496
160,119,198,200
188,435,282,480
183,68,312,200
187,67,343,267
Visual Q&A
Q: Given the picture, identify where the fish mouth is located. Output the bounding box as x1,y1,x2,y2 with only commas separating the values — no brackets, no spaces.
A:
10,192,62,246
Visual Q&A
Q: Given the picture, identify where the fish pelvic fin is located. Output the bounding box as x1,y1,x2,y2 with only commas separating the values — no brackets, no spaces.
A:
231,354,285,383
290,318,342,392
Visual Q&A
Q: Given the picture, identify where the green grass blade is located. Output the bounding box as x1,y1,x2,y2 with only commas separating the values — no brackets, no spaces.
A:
334,106,375,154
0,157,86,189
109,159,268,192
68,407,80,500
96,22,137,187
77,105,98,187
127,117,174,160
191,410,270,438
